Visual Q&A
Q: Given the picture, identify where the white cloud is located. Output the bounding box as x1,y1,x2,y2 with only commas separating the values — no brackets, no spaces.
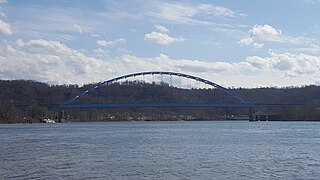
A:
73,24,82,33
93,48,109,57
197,4,245,18
0,39,113,84
9,7,98,41
0,39,320,87
144,31,184,45
154,24,169,33
0,19,12,35
304,0,320,4
239,24,306,48
296,43,320,53
147,2,245,26
5,1,244,44
0,0,13,35
0,12,6,18
252,43,264,49
246,51,320,77
96,38,125,47
154,3,198,24
249,24,282,41
144,25,184,45
239,38,264,48
94,48,106,54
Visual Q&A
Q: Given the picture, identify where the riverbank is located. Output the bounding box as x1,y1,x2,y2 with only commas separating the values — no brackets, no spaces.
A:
2,119,320,124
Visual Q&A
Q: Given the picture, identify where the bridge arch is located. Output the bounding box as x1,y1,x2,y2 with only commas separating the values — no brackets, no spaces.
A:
62,71,250,105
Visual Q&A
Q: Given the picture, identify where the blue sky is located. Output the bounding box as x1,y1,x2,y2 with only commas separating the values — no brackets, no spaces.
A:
0,0,320,87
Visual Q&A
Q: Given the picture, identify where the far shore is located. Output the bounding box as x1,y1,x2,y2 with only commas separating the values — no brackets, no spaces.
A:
2,119,320,125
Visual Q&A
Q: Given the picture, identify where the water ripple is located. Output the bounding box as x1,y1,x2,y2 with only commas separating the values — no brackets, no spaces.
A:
1,121,320,179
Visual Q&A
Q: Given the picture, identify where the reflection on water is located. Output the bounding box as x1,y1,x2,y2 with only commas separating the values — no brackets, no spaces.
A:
1,121,320,179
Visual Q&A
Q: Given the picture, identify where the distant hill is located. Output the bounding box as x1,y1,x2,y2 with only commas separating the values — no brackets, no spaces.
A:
0,80,319,123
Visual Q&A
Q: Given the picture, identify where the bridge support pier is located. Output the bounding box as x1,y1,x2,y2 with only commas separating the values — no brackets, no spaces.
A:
249,107,255,121
58,109,64,123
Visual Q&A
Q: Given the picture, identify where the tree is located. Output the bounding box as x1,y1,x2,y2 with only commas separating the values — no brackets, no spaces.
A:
0,102,17,123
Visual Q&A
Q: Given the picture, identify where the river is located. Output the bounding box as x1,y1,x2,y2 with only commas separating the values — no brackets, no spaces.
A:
1,121,320,179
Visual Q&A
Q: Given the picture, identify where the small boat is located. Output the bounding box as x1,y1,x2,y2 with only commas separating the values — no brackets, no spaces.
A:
42,118,56,123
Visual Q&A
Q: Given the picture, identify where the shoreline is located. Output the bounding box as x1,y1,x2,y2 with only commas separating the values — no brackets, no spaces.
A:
2,119,320,124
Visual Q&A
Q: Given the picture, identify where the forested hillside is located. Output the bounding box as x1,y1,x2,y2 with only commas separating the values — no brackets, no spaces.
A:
0,80,319,123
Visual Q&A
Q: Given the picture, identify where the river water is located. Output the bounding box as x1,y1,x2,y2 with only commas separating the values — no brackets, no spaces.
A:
1,121,320,179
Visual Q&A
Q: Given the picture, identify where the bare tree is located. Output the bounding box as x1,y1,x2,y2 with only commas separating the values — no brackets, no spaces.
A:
0,102,17,123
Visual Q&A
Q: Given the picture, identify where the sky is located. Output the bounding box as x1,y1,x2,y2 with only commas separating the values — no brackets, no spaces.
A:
0,0,320,87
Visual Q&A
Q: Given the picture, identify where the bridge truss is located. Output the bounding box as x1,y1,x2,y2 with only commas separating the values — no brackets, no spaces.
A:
59,71,255,121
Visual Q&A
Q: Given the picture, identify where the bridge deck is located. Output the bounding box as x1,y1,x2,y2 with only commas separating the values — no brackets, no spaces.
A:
59,103,255,109
14,103,306,109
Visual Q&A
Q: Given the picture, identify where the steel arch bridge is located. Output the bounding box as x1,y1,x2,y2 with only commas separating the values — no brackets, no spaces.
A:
59,71,254,111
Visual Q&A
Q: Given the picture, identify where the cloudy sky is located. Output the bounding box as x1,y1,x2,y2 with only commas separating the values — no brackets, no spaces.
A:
0,0,320,87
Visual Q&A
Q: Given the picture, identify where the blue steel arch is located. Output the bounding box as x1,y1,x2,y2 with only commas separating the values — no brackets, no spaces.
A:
62,71,250,105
